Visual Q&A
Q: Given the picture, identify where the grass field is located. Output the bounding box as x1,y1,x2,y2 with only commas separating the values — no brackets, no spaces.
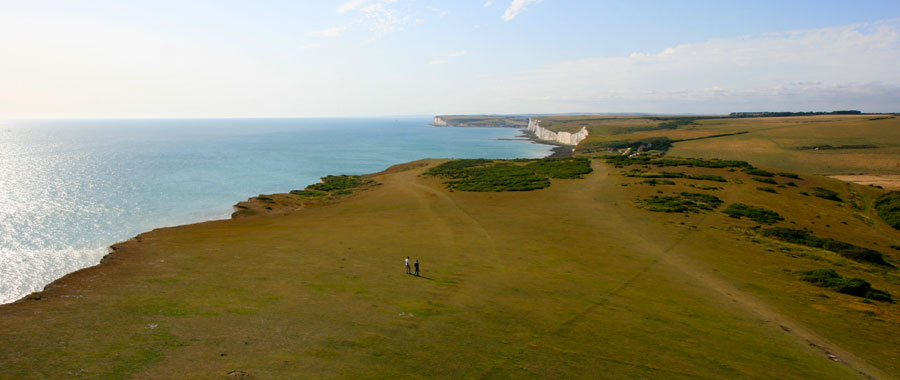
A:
2,156,898,379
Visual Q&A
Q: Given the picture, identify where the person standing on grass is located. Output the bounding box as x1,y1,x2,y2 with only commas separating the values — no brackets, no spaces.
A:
414,259,419,277
405,256,411,275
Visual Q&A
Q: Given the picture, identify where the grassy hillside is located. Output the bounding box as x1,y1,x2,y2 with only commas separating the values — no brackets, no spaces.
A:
1,157,898,379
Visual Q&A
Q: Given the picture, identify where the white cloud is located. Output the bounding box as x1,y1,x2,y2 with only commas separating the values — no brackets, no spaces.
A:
298,42,323,49
483,1,493,7
415,18,425,24
503,0,542,21
428,50,468,65
309,25,347,37
338,0,369,14
483,20,900,112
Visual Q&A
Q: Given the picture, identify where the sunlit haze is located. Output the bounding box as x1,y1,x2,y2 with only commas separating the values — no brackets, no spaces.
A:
1,0,899,117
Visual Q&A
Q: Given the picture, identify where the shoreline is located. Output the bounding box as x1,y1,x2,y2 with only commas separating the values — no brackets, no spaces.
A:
0,126,556,306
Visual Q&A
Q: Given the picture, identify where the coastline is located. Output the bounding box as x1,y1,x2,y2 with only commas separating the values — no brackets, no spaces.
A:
0,123,552,306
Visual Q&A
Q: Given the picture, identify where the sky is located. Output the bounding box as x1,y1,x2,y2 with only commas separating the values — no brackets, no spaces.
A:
1,0,899,118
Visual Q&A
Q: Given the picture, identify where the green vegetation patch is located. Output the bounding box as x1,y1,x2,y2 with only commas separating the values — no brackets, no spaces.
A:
525,157,593,179
752,177,778,184
637,192,722,213
723,203,783,224
874,191,900,229
426,158,592,192
757,187,778,194
812,187,843,202
307,175,374,192
582,137,673,153
290,190,328,198
641,179,675,186
778,172,801,179
799,269,892,302
762,227,892,267
743,168,775,177
605,156,752,169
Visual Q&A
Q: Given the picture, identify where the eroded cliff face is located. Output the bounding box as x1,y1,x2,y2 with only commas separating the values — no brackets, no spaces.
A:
527,118,588,146
432,116,448,126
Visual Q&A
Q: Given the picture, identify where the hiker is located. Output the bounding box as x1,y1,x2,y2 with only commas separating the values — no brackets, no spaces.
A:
405,256,411,274
414,259,419,277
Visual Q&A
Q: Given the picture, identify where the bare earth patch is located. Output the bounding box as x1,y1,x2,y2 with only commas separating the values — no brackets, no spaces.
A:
828,174,900,190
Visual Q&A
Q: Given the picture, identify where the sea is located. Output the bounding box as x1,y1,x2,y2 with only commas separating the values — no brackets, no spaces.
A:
0,117,550,304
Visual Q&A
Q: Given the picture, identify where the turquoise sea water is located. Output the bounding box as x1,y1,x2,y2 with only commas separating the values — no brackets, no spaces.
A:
0,117,549,304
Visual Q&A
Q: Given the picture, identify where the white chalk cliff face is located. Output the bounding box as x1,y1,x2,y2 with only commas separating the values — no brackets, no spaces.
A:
432,116,448,126
527,118,588,145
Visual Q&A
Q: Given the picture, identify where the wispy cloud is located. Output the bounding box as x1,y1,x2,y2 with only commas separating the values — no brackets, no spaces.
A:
309,25,348,37
298,42,323,50
427,6,449,18
503,0,543,21
338,0,369,14
429,50,468,65
483,1,493,7
484,20,900,112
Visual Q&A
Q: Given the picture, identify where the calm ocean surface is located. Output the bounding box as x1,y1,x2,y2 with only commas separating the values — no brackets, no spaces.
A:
0,117,549,304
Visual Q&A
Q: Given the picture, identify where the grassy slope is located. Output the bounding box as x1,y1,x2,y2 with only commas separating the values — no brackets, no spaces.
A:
667,115,900,175
1,160,898,379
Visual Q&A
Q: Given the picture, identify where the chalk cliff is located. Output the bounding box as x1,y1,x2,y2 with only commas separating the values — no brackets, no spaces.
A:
526,118,589,146
432,116,448,126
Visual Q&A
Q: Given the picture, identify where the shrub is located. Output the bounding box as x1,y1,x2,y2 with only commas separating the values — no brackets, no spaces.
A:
604,156,752,169
874,191,900,229
526,158,593,179
757,187,778,193
743,168,775,177
290,190,327,198
799,269,892,302
786,182,798,187
812,187,842,202
308,175,374,191
778,172,801,179
637,192,722,213
447,164,549,192
642,179,675,186
426,159,493,177
752,177,778,184
687,174,727,182
723,203,783,224
762,227,892,267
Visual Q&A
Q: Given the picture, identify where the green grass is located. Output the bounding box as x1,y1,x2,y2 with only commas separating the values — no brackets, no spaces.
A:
637,192,722,213
875,191,900,229
2,157,899,379
307,175,374,192
799,269,892,302
762,227,892,267
723,203,784,224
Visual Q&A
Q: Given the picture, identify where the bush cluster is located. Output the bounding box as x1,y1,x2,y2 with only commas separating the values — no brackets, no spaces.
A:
756,187,778,194
605,156,752,169
812,187,843,202
752,177,778,184
426,158,591,192
762,227,892,267
637,192,722,213
874,191,900,229
621,170,726,182
307,175,374,191
778,172,801,179
723,203,784,224
526,158,593,179
743,168,775,177
799,269,892,302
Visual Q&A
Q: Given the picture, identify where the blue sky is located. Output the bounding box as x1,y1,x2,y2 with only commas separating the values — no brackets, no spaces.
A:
1,0,899,117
